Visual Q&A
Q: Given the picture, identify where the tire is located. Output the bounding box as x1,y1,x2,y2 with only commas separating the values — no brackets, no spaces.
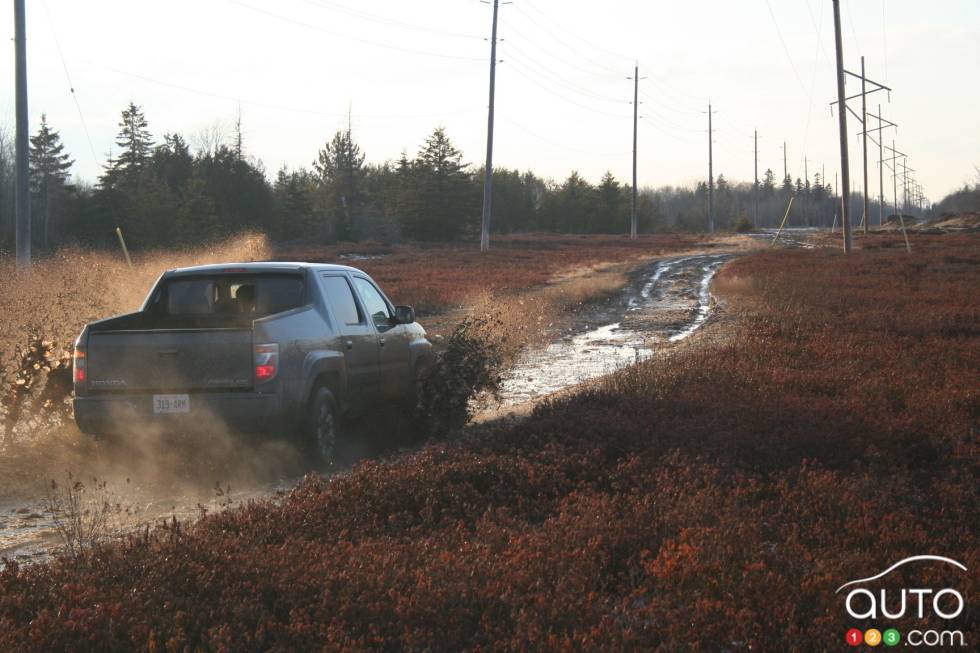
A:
306,386,338,465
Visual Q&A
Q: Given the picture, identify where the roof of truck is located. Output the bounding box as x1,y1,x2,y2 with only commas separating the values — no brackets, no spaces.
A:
167,262,364,276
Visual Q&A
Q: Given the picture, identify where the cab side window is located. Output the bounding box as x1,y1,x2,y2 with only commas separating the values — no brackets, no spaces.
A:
321,275,362,326
353,277,393,331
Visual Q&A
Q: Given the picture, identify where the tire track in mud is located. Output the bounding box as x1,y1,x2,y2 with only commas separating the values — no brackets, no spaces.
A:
0,253,734,565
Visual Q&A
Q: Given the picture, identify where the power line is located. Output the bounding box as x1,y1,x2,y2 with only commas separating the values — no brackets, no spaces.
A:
501,17,622,81
519,0,634,66
509,4,626,77
764,0,808,93
301,0,483,40
229,0,485,61
85,62,483,121
503,45,624,104
40,0,100,168
504,60,631,118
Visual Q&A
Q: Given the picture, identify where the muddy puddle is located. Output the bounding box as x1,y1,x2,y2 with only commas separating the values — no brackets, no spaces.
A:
0,252,733,565
493,253,730,406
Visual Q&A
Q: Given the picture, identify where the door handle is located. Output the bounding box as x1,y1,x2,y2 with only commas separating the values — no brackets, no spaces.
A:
344,339,353,350
379,337,386,347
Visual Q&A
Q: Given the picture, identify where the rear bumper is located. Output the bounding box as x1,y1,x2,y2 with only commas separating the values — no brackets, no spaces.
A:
73,392,284,435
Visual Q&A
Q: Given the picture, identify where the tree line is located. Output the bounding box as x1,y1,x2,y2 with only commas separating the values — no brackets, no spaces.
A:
0,104,939,252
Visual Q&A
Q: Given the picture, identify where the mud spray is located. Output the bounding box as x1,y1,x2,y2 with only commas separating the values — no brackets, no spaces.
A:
0,235,314,562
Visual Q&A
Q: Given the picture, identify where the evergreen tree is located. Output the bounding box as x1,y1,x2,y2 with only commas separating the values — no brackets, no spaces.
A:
781,174,794,195
762,168,776,196
152,133,193,194
29,114,74,247
175,173,219,243
594,171,625,233
314,126,366,241
273,166,315,240
396,127,475,240
102,102,154,189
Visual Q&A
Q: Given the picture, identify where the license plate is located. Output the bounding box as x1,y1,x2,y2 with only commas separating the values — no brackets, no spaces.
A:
153,394,190,414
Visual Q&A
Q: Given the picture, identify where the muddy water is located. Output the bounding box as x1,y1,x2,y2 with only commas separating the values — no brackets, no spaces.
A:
0,253,732,565
496,253,731,406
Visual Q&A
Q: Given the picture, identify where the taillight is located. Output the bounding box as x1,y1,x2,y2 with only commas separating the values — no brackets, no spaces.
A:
73,347,86,384
254,343,278,382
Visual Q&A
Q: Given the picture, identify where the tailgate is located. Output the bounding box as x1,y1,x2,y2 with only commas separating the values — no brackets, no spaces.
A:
87,329,253,392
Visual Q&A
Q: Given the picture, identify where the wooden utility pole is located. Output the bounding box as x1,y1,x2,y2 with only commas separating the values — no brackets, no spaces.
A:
753,130,759,225
781,141,788,184
864,106,897,225
803,157,809,226
479,0,500,252
706,102,714,233
883,140,911,252
627,64,644,239
831,52,890,244
15,0,30,269
860,56,869,234
832,0,852,253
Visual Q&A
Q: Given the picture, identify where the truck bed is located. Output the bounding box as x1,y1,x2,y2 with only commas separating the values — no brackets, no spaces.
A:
85,313,254,393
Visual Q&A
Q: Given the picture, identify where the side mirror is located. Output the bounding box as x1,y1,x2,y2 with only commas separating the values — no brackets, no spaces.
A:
394,305,415,325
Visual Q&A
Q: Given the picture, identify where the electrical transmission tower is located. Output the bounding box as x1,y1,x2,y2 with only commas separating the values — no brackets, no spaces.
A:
830,55,891,235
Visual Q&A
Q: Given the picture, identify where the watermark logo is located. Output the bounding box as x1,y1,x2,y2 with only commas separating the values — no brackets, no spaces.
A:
837,555,969,648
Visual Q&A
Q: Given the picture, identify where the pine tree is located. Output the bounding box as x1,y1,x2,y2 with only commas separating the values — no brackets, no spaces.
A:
595,171,625,233
152,133,193,194
314,126,366,241
762,169,776,196
397,127,474,240
29,114,74,247
102,102,154,189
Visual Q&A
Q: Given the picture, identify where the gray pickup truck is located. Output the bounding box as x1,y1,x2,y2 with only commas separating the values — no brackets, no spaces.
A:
72,262,432,461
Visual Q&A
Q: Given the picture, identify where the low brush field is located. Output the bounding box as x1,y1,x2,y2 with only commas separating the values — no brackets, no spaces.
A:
0,233,977,651
274,233,711,314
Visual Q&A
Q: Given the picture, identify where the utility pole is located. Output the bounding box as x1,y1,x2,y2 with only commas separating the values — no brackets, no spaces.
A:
803,157,809,226
781,141,788,184
883,140,911,252
627,64,644,239
831,0,852,253
860,56,869,234
831,55,890,240
479,0,500,252
15,0,30,269
753,130,759,225
863,106,896,223
706,102,714,233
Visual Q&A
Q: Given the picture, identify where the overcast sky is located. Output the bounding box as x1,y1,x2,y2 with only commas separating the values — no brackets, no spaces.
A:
1,0,977,200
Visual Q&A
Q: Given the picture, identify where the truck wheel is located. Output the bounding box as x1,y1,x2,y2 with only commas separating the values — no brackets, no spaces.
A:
307,386,338,465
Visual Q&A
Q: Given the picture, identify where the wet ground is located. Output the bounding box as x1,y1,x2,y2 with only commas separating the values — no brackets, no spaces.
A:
492,253,731,407
0,252,734,566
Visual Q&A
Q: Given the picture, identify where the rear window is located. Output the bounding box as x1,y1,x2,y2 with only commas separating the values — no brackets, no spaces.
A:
157,274,306,318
